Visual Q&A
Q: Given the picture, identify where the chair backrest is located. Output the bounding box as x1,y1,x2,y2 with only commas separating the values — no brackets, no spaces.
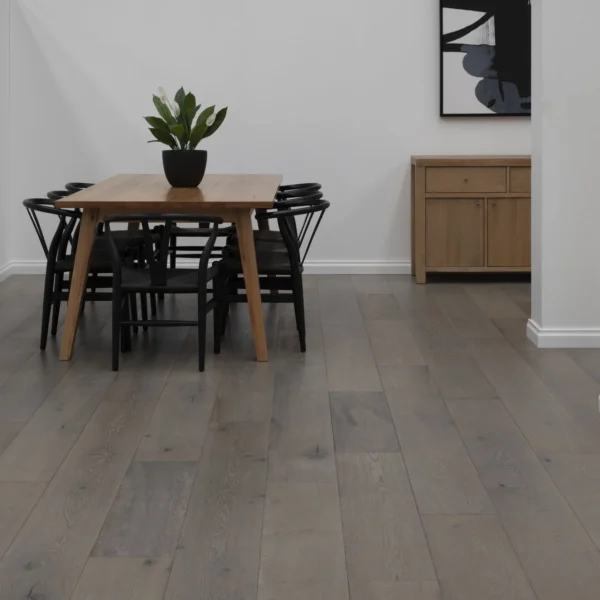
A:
257,197,330,266
65,182,94,193
47,190,71,201
104,214,223,286
277,182,321,200
23,198,80,260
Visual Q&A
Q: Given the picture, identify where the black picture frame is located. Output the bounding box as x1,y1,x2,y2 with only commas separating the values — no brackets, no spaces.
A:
440,0,532,118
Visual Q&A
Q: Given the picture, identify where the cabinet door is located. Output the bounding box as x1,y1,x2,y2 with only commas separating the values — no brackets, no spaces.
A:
426,198,484,267
488,198,531,267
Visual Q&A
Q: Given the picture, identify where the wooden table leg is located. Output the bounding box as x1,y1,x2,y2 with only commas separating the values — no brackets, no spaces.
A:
59,208,100,360
235,209,268,362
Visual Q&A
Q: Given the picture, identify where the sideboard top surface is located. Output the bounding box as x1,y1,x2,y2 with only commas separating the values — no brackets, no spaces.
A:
411,155,531,167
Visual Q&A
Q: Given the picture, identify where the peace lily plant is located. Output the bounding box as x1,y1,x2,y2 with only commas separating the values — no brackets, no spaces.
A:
146,86,228,187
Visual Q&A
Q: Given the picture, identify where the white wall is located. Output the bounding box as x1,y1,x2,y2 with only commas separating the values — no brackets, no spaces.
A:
529,0,600,347
0,0,9,273
8,0,531,271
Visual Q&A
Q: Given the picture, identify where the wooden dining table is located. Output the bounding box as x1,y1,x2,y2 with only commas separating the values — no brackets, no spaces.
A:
55,173,282,362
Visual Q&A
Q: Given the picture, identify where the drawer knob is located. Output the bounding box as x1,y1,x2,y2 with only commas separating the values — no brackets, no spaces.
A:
464,178,469,183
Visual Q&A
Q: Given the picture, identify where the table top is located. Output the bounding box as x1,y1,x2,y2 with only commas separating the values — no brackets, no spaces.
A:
55,174,282,210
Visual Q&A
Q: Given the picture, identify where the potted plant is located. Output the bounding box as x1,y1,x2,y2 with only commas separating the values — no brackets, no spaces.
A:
145,87,227,187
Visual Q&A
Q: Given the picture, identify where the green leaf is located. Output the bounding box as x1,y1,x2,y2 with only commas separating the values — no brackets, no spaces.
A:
188,123,208,149
153,95,175,125
144,116,170,132
183,92,197,124
174,87,186,112
195,105,215,128
148,127,177,149
169,123,188,149
204,107,228,138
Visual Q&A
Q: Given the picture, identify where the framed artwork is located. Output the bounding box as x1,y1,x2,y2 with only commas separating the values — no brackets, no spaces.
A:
440,0,531,117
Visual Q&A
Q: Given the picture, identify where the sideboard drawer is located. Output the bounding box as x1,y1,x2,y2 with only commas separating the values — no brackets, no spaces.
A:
426,167,507,193
509,167,531,193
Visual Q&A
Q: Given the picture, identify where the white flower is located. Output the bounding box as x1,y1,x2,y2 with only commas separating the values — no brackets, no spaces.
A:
206,111,216,127
173,103,181,118
157,86,169,105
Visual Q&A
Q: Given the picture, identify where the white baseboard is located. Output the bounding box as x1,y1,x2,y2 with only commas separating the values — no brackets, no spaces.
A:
527,319,600,348
0,259,413,280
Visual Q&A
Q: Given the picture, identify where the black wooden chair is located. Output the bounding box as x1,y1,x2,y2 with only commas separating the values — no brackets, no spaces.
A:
23,198,117,350
104,215,225,372
221,196,330,352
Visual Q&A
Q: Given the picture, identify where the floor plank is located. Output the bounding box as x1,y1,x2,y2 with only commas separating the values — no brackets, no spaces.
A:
136,371,220,462
92,461,196,558
330,392,399,453
422,515,536,600
268,365,337,483
337,453,436,582
0,374,168,600
211,363,274,424
468,338,600,453
449,397,600,600
0,482,46,559
466,285,528,319
0,368,115,482
0,422,24,455
164,423,269,600
70,557,172,600
381,367,494,515
539,452,600,552
349,581,442,600
365,320,425,367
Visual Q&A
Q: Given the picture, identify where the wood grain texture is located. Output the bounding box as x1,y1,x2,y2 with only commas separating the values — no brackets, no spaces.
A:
93,462,196,557
0,368,115,482
235,209,269,362
422,515,536,600
330,392,399,453
211,363,274,423
136,372,220,462
0,375,166,600
59,207,100,360
468,338,599,453
412,155,531,167
509,166,532,193
487,197,531,267
337,453,436,582
0,482,46,559
381,366,494,515
425,198,484,268
349,581,441,600
449,397,600,600
70,557,172,600
365,320,425,367
425,167,507,193
164,423,269,600
268,365,337,483
56,173,281,210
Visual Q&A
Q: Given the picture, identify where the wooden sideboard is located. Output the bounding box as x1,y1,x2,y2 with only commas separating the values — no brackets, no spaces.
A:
411,155,531,283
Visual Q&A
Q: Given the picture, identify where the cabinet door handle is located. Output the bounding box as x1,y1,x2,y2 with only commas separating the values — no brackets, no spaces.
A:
476,202,481,207
491,202,496,207
464,178,469,183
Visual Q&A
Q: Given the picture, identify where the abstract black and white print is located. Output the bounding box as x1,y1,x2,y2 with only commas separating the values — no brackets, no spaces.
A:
440,0,531,116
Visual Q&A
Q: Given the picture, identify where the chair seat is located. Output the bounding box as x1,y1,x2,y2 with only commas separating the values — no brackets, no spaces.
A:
121,264,220,292
171,225,234,237
223,251,296,275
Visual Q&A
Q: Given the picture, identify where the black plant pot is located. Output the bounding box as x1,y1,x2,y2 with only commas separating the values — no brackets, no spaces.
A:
162,150,207,187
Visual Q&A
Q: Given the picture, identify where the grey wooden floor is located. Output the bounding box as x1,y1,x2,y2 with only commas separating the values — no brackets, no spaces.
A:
1,274,600,600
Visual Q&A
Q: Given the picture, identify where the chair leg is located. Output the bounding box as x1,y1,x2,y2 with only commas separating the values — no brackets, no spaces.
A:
90,272,98,298
150,293,158,316
170,235,177,269
140,293,149,331
292,272,306,353
51,272,64,336
121,294,132,353
40,266,55,351
129,294,139,334
213,275,224,355
112,291,122,371
197,281,207,372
